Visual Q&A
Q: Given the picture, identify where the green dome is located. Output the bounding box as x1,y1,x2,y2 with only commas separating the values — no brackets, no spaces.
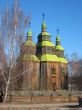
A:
55,36,64,50
25,40,35,46
55,45,64,50
27,29,32,36
38,20,50,37
37,41,54,46
56,36,60,41
38,54,59,62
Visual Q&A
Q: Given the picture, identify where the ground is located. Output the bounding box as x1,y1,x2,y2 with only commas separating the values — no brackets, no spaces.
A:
0,91,82,110
0,102,81,110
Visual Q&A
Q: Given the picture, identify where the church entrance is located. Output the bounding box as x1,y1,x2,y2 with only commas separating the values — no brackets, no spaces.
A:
52,83,56,91
51,75,56,91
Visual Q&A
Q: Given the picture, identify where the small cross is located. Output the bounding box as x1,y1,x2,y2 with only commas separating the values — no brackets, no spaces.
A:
42,12,45,21
56,28,60,36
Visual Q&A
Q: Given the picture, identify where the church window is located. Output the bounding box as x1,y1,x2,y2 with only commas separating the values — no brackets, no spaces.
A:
62,68,65,76
51,68,56,76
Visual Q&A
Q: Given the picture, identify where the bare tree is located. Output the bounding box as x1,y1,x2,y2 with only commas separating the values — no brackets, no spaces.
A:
68,52,82,90
0,0,29,102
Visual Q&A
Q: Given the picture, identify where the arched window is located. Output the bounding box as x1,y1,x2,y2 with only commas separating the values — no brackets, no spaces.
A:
51,68,56,76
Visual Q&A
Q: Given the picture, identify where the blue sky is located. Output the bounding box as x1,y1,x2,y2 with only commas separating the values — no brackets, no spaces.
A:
0,0,82,58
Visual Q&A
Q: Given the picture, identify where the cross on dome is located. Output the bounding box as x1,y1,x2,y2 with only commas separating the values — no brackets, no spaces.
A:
56,28,60,36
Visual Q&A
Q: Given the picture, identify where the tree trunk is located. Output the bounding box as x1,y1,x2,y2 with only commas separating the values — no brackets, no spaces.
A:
3,81,9,102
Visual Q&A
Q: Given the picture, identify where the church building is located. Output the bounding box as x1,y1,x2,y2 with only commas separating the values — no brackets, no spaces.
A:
16,16,68,91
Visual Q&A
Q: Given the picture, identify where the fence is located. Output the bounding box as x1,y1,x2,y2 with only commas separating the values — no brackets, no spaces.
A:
8,90,82,97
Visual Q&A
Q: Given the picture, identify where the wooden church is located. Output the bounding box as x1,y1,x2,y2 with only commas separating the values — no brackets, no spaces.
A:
16,16,68,91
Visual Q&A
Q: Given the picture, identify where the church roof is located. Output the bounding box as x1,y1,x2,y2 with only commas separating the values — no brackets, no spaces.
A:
38,54,59,62
37,54,68,63
24,16,67,63
37,41,54,46
55,45,64,50
59,57,68,64
42,31,50,36
21,54,39,61
38,32,50,38
25,40,36,46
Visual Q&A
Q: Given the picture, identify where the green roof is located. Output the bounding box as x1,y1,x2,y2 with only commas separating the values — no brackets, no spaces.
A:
20,54,68,63
25,40,35,46
59,57,68,64
37,41,55,46
42,32,50,36
37,54,68,63
38,54,59,62
38,32,50,37
21,54,39,61
55,45,64,50
27,29,32,36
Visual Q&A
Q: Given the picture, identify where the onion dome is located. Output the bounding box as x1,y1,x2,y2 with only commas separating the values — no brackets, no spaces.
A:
27,29,32,37
55,29,64,51
41,20,50,36
26,22,36,46
26,29,36,46
56,36,60,42
27,22,32,41
38,13,50,37
27,21,32,38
